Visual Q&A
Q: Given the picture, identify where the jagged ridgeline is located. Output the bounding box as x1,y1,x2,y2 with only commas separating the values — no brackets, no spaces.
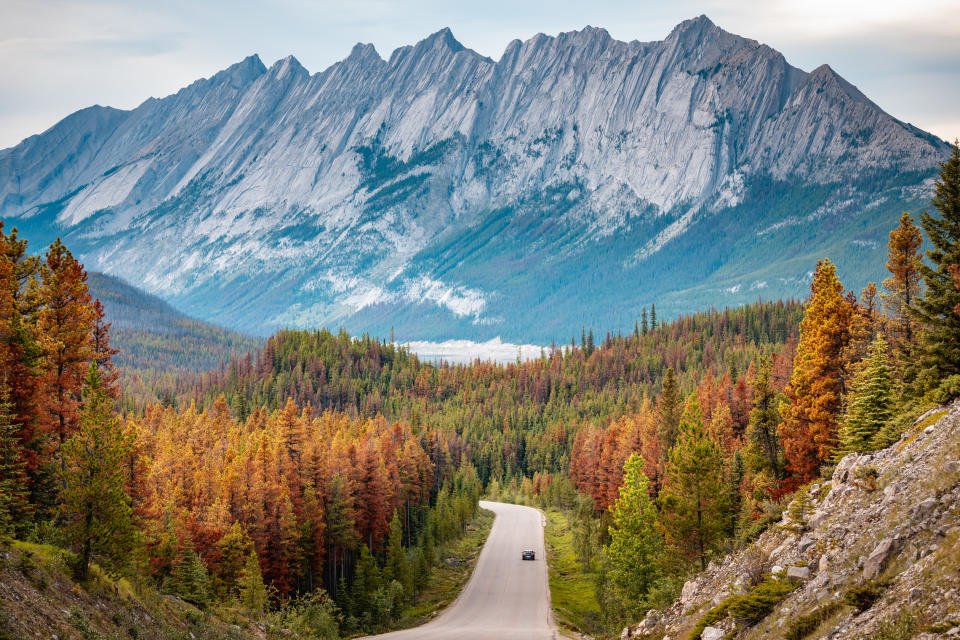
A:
0,17,949,341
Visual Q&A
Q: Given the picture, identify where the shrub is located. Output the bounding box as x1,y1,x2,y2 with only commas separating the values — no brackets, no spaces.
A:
784,600,843,640
686,574,798,640
843,580,887,612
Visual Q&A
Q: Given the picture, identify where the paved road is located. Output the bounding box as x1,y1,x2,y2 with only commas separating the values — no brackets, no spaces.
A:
366,500,557,640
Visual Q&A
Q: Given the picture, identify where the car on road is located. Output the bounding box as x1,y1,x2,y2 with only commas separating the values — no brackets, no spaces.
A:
521,549,535,560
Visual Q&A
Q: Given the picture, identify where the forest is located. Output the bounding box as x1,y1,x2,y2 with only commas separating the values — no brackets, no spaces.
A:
1,143,959,638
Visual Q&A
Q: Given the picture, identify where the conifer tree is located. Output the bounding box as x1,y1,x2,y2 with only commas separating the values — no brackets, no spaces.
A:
168,549,212,608
745,356,783,481
882,213,923,359
641,307,649,334
38,239,95,464
215,521,254,599
0,382,27,540
914,141,960,390
658,398,727,572
605,454,660,617
779,259,854,486
238,550,269,618
384,510,412,600
60,363,135,581
650,304,657,328
657,367,682,461
837,336,894,454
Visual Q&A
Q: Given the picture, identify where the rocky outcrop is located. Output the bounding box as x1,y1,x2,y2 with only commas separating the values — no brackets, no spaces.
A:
0,18,949,338
621,399,960,640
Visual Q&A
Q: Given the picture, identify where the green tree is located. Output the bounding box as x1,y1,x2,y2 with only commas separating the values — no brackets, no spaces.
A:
837,336,894,454
59,363,135,581
745,356,783,481
383,510,412,600
915,141,960,391
658,398,728,572
605,454,660,618
215,521,254,599
657,367,682,462
238,550,269,618
0,383,27,541
167,549,212,608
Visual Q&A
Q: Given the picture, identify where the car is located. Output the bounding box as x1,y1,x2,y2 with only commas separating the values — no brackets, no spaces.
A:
521,549,535,561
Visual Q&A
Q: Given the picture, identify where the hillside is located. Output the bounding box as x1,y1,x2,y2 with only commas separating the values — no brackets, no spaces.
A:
621,401,960,640
0,17,949,341
87,271,261,373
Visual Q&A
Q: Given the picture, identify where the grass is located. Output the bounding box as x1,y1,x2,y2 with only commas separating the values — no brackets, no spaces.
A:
543,509,604,638
393,507,495,630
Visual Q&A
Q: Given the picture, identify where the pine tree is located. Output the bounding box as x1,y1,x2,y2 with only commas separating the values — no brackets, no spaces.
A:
914,141,960,390
779,259,854,486
784,490,812,533
605,454,660,617
38,239,95,465
641,307,649,335
745,356,783,481
168,549,212,608
0,382,28,540
658,398,728,572
882,213,923,361
837,336,894,454
60,363,135,581
215,521,254,599
657,368,682,463
650,304,657,329
238,550,269,618
383,510,412,601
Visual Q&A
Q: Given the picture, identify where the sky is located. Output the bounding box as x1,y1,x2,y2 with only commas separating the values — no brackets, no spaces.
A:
1,0,958,150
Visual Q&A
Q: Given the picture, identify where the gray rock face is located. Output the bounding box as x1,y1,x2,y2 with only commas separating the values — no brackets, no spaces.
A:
863,537,896,579
0,18,949,338
787,566,811,581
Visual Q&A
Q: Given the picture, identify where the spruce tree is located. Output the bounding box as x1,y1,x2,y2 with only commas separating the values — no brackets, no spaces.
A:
238,550,269,618
657,367,682,461
658,398,728,572
384,510,412,601
60,363,135,581
605,454,660,617
168,549,212,608
915,142,960,391
745,356,783,481
837,336,894,454
0,382,27,541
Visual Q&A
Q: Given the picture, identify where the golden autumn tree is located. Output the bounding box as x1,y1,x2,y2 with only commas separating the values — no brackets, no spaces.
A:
778,259,854,487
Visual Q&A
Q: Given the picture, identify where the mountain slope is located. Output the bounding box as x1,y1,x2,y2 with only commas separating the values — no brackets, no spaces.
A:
0,16,949,341
88,272,260,372
621,400,960,639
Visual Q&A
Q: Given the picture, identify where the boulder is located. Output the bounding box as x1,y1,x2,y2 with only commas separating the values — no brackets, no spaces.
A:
916,497,939,519
771,564,784,574
863,537,896,579
798,535,815,552
701,626,725,640
787,566,811,581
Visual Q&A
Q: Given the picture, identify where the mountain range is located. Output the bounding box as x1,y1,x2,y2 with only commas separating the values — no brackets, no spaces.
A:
0,16,950,342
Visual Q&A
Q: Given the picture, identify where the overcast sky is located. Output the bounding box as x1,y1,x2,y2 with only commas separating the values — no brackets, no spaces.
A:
1,0,958,150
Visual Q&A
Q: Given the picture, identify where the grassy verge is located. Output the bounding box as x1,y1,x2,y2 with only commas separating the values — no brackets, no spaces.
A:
393,507,496,630
543,509,603,638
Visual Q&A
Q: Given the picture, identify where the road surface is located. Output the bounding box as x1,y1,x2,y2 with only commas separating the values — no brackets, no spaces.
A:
366,500,557,640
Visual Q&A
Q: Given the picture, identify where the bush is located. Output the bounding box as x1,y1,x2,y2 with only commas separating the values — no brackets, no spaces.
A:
853,465,878,491
784,600,843,640
686,574,798,640
843,580,887,612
